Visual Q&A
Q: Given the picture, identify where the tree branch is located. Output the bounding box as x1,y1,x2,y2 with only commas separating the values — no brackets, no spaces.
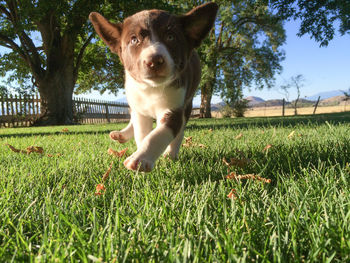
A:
0,32,28,62
73,33,94,82
223,34,233,48
66,0,99,36
36,12,57,57
5,0,18,23
0,4,11,19
216,21,224,48
5,0,44,78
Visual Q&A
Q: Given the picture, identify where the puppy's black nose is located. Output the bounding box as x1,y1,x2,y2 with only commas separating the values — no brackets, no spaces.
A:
144,54,164,70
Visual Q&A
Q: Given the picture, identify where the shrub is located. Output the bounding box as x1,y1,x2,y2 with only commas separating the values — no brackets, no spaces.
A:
220,105,234,118
232,99,249,117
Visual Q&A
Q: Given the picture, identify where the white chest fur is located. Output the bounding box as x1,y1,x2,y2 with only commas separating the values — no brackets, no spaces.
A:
125,71,186,119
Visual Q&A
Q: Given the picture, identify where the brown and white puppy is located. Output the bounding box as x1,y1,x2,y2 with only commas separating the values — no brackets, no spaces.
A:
89,3,218,172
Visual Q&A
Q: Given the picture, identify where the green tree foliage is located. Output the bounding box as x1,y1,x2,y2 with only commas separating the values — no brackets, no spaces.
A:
0,1,104,124
1,1,286,123
182,0,286,117
220,99,249,118
270,0,350,46
0,0,175,125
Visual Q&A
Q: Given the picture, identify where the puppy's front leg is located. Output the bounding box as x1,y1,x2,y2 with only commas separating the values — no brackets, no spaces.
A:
124,110,183,172
109,120,134,143
132,111,153,148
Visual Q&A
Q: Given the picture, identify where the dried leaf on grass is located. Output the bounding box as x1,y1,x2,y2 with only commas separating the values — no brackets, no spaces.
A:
287,131,295,139
226,172,271,184
47,153,62,157
182,136,193,147
61,128,69,133
227,189,237,199
6,144,25,153
102,162,114,182
185,136,192,143
6,144,44,155
95,184,106,196
182,136,207,148
6,143,62,157
26,146,44,154
223,157,251,168
235,133,243,140
108,148,128,157
262,144,273,153
95,162,114,196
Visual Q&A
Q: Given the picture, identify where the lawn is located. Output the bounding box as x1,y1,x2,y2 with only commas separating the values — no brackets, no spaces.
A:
1,112,350,262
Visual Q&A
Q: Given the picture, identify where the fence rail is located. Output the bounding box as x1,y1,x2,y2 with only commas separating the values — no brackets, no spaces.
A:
73,97,130,124
0,94,200,127
0,94,41,127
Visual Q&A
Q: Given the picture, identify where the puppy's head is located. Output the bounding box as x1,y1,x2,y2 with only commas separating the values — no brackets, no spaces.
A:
89,3,218,87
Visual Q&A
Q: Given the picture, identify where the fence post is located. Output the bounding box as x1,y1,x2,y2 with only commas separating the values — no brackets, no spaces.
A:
15,94,18,117
0,95,4,127
313,96,321,115
10,94,14,126
35,93,40,117
282,98,285,117
16,94,23,127
105,103,110,123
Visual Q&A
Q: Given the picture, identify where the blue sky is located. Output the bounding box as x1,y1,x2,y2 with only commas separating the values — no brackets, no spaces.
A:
243,19,350,101
1,19,349,104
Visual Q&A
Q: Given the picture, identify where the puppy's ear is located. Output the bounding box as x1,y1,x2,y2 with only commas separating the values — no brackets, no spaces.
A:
89,12,122,55
181,2,218,48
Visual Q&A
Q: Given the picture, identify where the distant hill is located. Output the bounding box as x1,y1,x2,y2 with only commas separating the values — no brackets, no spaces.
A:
320,95,347,106
290,98,315,107
211,102,226,111
245,96,265,107
305,90,345,101
254,99,290,107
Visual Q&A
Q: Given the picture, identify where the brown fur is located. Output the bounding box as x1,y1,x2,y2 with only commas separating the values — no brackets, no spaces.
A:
160,109,184,136
89,3,218,171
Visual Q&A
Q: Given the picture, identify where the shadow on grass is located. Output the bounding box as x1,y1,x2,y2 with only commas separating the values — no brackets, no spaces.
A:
0,129,114,139
1,112,349,138
187,112,350,131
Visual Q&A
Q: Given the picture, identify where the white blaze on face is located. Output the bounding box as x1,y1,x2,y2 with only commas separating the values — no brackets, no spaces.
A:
138,32,175,87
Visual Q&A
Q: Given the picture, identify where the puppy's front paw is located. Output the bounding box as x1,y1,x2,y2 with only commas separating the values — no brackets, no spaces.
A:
163,145,179,160
124,153,154,172
109,131,128,143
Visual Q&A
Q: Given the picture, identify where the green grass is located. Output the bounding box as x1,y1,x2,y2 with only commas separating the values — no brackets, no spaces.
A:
1,112,350,262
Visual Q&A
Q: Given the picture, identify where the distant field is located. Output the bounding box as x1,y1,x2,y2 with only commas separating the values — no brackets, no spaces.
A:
245,105,348,117
1,113,350,262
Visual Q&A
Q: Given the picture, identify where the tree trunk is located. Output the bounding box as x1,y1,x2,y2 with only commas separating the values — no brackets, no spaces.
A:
33,31,76,126
35,69,75,126
294,97,299,116
200,83,213,118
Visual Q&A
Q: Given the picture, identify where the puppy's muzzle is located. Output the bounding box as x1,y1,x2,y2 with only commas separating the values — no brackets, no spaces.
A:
144,54,165,72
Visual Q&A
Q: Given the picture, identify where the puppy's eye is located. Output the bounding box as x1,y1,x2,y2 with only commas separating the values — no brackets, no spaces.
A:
166,34,175,42
130,36,139,45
